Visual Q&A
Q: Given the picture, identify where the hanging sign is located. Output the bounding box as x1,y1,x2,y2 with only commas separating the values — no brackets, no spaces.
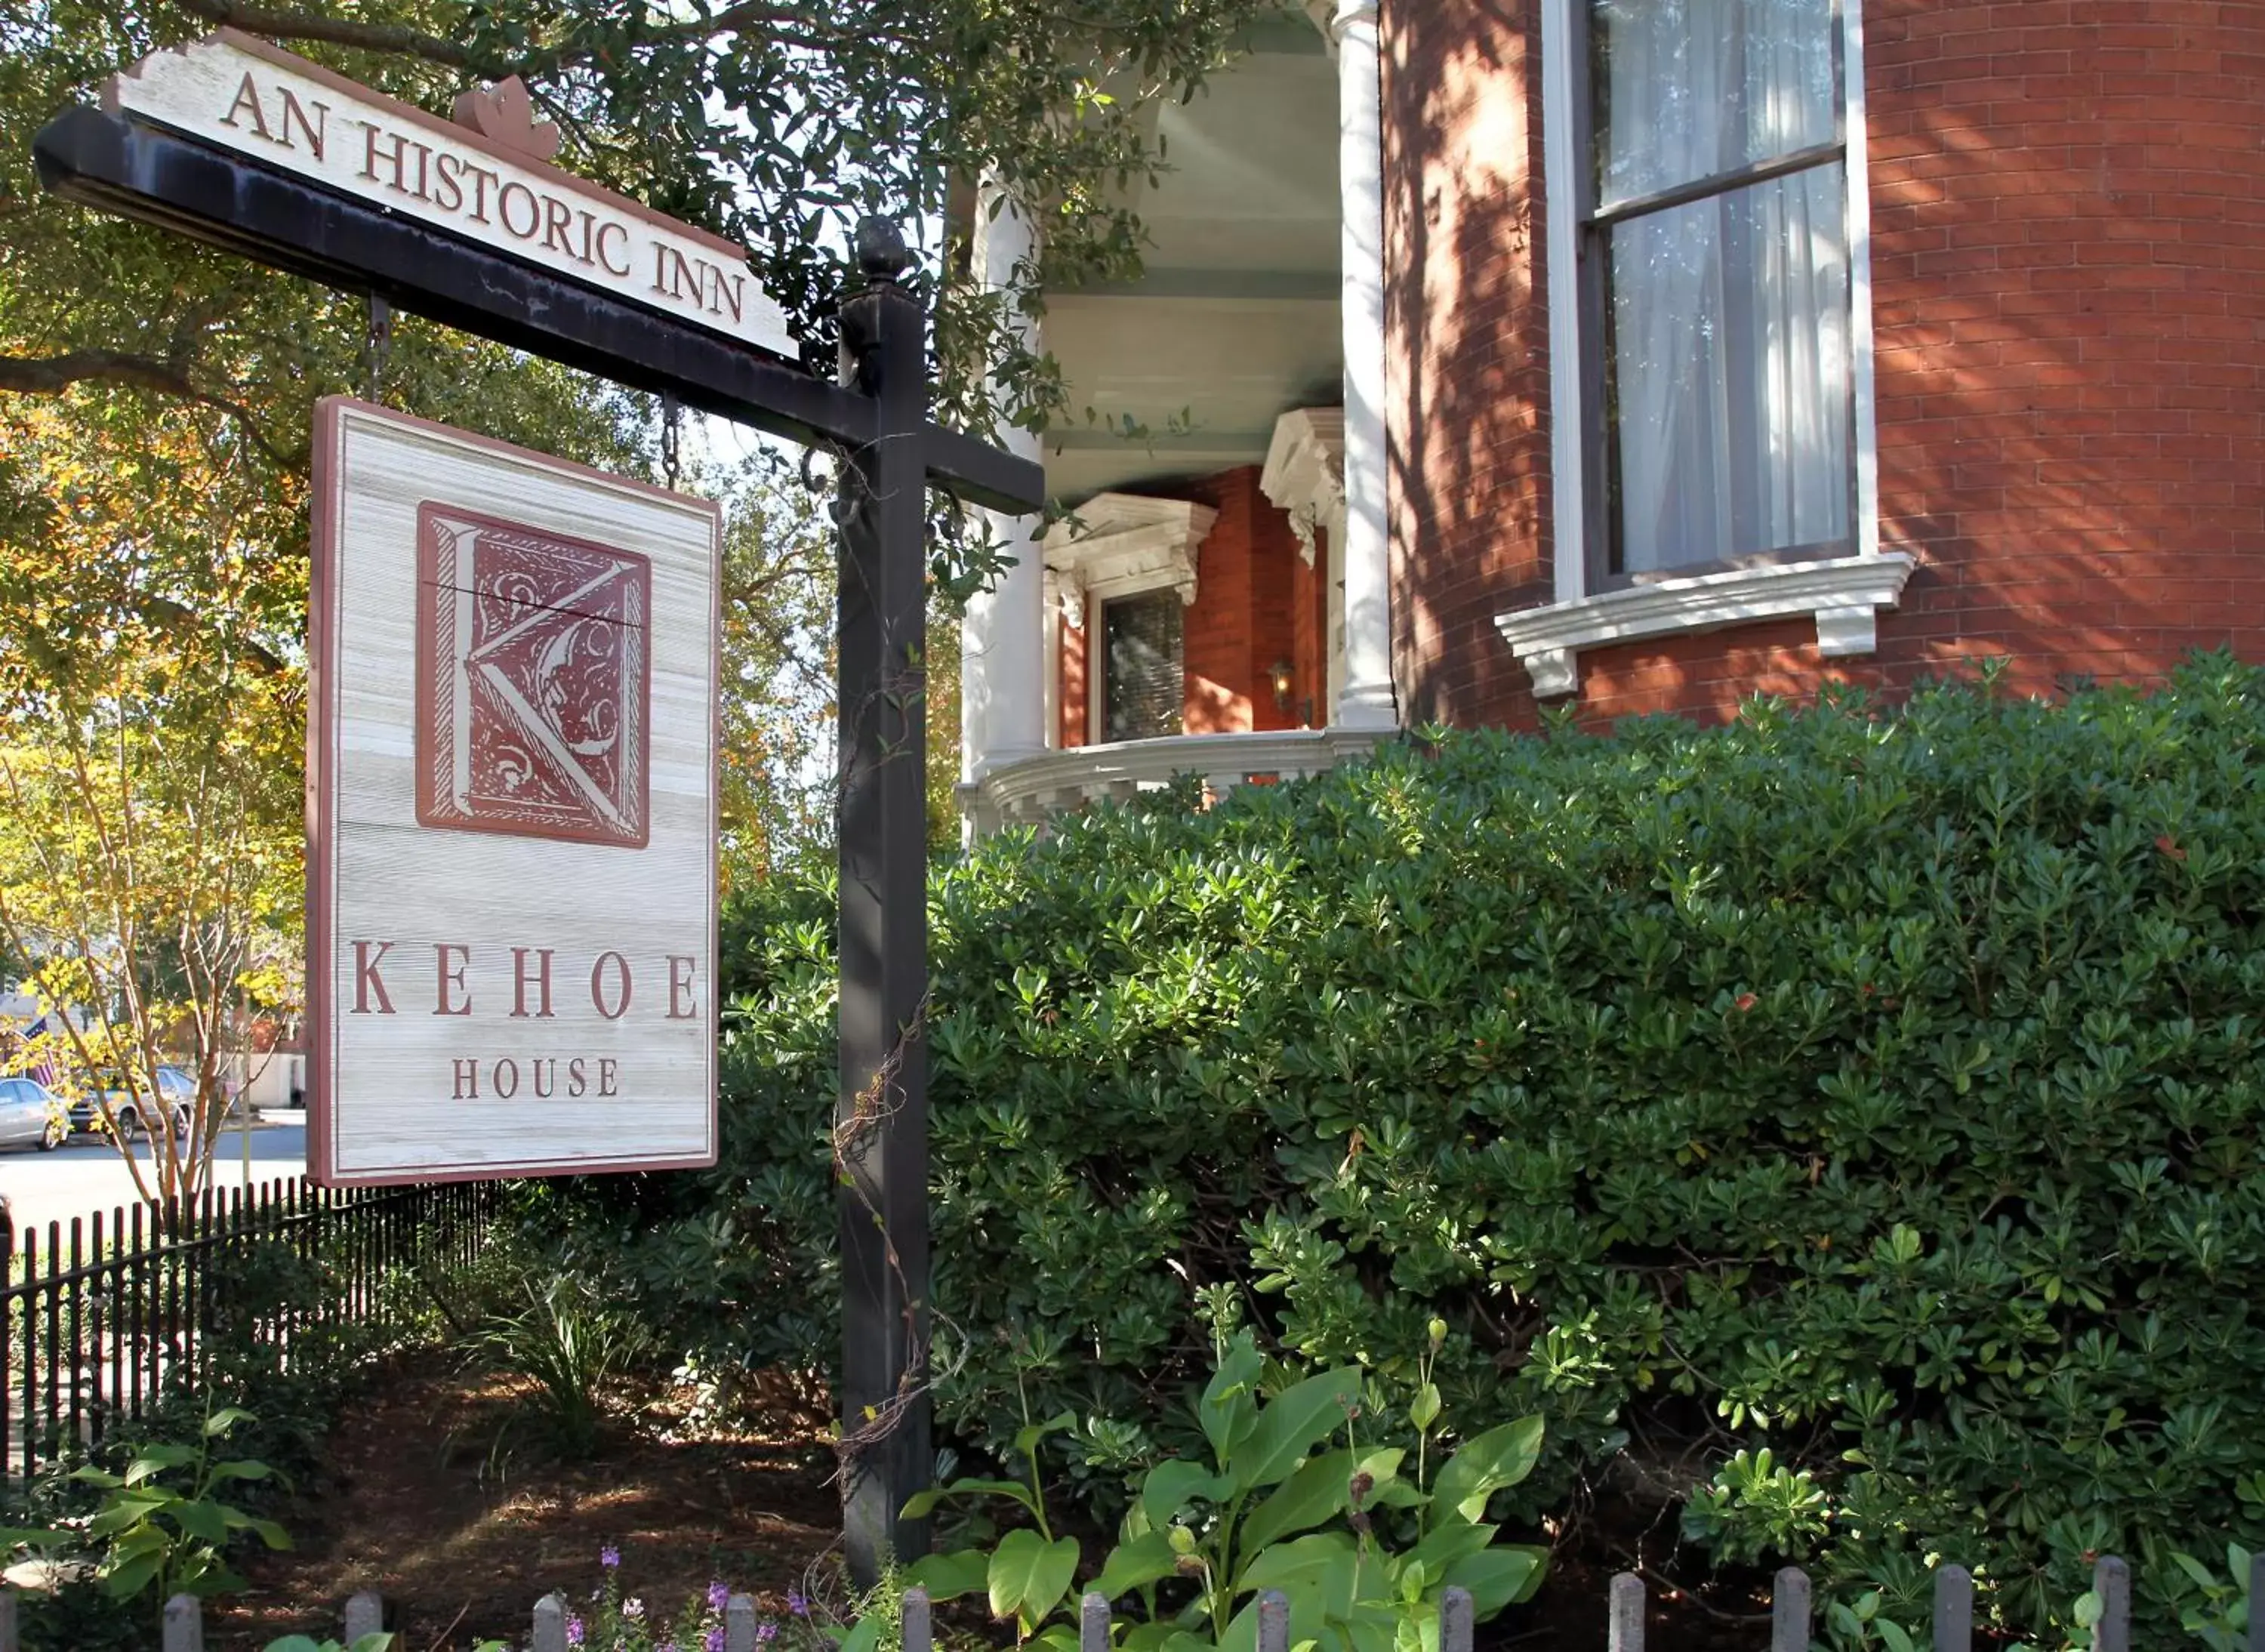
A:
307,397,720,1184
104,31,796,360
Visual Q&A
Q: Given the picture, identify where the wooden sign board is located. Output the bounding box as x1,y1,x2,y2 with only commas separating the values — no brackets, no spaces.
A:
309,399,720,1184
106,32,795,360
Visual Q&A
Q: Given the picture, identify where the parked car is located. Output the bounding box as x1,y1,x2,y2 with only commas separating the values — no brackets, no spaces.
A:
66,1064,194,1143
0,1077,69,1152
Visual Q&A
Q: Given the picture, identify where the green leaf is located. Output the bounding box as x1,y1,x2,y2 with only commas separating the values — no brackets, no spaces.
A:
1441,1547,1545,1618
988,1528,1080,1628
1231,1367,1363,1493
1140,1460,1228,1531
1235,1530,1358,1600
1014,1410,1078,1461
1237,1450,1357,1556
900,1477,1037,1521
101,1550,165,1601
1095,1530,1181,1601
1409,1385,1441,1432
835,1611,885,1652
1878,1622,1916,1652
1430,1418,1543,1524
203,1407,257,1437
124,1446,197,1484
206,1459,274,1484
905,1549,991,1604
172,1500,230,1544
248,1517,292,1551
1201,1333,1266,1462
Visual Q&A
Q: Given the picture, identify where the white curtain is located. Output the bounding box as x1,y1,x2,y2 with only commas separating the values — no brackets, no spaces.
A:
1596,0,1851,575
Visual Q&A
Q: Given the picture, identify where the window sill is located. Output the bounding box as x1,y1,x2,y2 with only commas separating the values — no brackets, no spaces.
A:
1493,553,1916,699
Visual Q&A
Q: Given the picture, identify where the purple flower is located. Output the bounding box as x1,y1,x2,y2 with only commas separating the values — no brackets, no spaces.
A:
659,1644,680,1652
567,1615,586,1648
787,1591,809,1618
707,1581,732,1613
704,1629,726,1652
757,1624,779,1644
601,1543,622,1570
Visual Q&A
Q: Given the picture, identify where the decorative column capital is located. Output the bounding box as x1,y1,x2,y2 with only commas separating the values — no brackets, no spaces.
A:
1260,408,1347,569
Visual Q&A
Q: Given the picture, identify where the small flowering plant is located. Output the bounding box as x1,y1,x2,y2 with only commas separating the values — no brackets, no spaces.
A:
559,1546,790,1652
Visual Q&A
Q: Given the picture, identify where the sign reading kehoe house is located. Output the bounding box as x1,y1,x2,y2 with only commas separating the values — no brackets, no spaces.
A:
309,401,720,1184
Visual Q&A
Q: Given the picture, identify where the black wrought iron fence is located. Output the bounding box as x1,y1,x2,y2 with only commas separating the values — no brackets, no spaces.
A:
0,1176,499,1480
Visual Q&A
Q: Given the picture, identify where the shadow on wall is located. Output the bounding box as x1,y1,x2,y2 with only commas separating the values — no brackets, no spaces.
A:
1382,0,2265,731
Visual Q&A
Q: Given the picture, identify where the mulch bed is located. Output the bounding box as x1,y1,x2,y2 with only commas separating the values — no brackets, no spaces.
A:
208,1355,843,1650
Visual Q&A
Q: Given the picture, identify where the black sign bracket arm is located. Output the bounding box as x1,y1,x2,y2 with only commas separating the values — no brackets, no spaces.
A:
32,105,1045,516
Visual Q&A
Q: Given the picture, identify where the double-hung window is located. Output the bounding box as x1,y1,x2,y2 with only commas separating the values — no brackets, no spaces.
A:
1562,0,1862,583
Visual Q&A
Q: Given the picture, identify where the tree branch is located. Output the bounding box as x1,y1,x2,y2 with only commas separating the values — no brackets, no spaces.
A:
0,349,304,469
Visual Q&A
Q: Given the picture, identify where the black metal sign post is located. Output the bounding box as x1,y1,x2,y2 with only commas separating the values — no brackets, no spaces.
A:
33,98,1040,1586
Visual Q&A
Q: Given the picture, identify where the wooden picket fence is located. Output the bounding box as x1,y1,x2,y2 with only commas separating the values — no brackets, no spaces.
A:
0,1551,2248,1650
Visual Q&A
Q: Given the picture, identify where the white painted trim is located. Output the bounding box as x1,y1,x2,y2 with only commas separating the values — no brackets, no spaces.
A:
1844,0,1881,559
1043,493,1216,613
1259,408,1346,569
973,727,1391,830
1539,0,1585,609
1536,0,1880,596
1494,553,1915,698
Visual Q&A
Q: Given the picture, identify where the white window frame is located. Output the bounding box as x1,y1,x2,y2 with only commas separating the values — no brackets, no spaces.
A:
1042,494,1216,745
1501,0,1906,700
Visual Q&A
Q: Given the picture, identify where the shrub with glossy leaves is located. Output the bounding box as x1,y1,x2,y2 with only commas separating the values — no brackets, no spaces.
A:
525,655,2265,1644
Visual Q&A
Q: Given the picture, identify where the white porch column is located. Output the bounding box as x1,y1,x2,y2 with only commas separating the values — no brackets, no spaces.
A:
1321,0,1397,730
960,183,1049,830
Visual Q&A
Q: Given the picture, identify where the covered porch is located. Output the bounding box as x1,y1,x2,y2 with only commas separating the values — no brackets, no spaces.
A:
957,2,1394,836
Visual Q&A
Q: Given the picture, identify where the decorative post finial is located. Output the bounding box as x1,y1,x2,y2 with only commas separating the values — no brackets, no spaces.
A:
450,77,562,162
854,217,913,285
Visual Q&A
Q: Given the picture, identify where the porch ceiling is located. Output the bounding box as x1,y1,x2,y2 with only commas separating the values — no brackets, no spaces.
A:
1043,20,1342,504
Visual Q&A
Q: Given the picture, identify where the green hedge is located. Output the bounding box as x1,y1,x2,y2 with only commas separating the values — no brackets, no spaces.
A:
527,655,2265,1641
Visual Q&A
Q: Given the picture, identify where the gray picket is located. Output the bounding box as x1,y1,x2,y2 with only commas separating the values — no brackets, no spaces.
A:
726,1592,762,1652
343,1589,384,1641
2092,1555,2130,1652
532,1590,571,1652
1082,1589,1113,1652
0,1586,15,1652
1609,1571,1645,1652
1440,1585,1475,1652
1770,1566,1810,1652
1256,1589,1290,1652
2251,1551,2265,1652
892,1589,925,1652
1934,1564,1973,1652
161,1592,205,1652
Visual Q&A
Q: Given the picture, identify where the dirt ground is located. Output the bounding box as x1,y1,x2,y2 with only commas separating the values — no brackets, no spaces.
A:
197,1355,1780,1652
211,1357,845,1650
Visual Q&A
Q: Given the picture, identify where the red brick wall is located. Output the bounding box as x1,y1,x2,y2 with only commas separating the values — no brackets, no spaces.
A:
1292,537,1327,728
1059,596,1089,747
1384,0,2265,729
1381,0,1555,732
1052,467,1307,744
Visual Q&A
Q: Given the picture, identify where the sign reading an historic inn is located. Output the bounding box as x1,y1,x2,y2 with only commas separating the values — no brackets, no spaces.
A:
308,399,720,1184
105,30,797,359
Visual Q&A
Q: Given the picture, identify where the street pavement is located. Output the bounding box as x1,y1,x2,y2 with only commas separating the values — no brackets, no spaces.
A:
0,1114,308,1243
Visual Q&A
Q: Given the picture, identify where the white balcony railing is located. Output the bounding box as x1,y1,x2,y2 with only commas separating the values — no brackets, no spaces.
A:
963,727,1391,835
